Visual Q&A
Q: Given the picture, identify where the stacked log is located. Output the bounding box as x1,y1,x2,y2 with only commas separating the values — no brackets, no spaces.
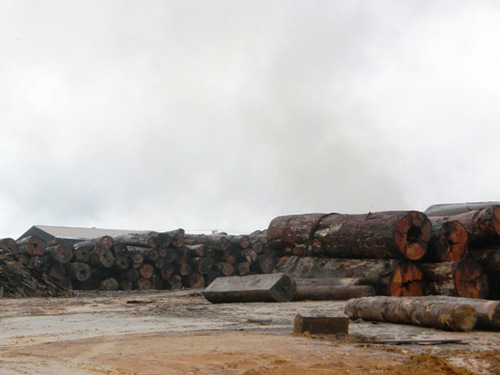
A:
9,229,278,292
269,209,493,299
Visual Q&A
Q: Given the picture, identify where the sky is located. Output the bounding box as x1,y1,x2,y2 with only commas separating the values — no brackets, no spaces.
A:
1,1,500,238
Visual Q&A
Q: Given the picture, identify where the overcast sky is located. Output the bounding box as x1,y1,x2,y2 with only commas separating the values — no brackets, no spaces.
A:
1,1,500,238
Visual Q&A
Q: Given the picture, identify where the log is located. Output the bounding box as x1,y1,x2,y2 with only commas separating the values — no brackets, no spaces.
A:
73,235,114,251
205,271,222,286
89,245,115,268
138,263,155,279
294,277,365,287
344,296,478,332
0,238,17,253
419,259,489,299
236,262,251,276
166,274,183,290
72,245,92,263
183,233,230,251
203,273,297,303
183,273,205,289
123,268,140,283
426,220,468,262
112,231,158,248
431,206,500,247
191,257,214,275
469,246,500,271
16,236,47,256
186,244,209,258
294,315,349,334
212,262,234,277
46,263,66,281
267,211,432,261
425,201,500,217
251,254,277,274
277,256,423,296
136,277,152,290
66,262,92,282
420,296,500,331
167,228,185,248
99,277,119,291
44,244,73,264
223,246,239,265
241,249,258,265
293,285,375,301
159,264,175,281
114,255,130,271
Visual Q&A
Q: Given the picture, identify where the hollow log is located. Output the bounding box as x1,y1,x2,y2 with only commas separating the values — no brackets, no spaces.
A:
426,220,468,262
267,211,432,261
277,256,423,296
66,262,92,282
419,259,488,299
112,231,158,248
44,244,73,264
203,273,297,303
420,296,500,331
431,206,500,247
344,296,478,332
293,285,376,301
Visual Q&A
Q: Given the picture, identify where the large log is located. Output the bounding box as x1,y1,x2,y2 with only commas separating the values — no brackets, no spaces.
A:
203,273,296,303
16,236,47,256
469,246,500,271
426,220,468,262
267,211,432,261
430,206,500,247
344,296,478,332
0,238,17,253
44,244,73,264
112,231,159,248
419,259,488,299
425,201,500,217
295,277,366,287
89,245,115,268
66,262,92,282
276,256,423,296
73,235,114,251
293,285,375,301
420,296,500,331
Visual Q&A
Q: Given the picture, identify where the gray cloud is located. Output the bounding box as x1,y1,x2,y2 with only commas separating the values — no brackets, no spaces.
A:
1,1,500,238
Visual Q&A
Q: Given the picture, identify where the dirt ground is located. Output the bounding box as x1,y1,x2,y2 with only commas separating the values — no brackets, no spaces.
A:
0,290,499,375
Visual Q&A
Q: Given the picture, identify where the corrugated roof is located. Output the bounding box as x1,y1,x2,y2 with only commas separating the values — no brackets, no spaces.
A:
17,225,143,243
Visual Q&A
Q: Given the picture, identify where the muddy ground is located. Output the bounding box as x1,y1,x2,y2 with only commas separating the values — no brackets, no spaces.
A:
0,289,498,375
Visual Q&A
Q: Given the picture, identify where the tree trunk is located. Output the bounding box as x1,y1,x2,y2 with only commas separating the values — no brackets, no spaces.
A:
420,296,500,331
44,244,73,264
419,259,488,299
276,256,423,296
203,273,297,303
267,211,432,261
431,206,500,247
114,256,130,271
344,296,478,331
426,220,468,262
66,262,92,282
293,285,375,301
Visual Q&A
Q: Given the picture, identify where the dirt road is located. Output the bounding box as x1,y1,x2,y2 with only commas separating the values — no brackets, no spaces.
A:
0,290,498,374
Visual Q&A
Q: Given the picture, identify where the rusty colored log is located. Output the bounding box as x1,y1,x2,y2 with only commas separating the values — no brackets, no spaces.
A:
344,296,477,332
277,256,423,296
267,211,432,261
426,220,468,262
420,259,488,299
17,236,47,256
138,263,155,279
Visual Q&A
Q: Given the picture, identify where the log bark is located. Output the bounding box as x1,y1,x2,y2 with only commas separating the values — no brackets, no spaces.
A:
203,273,296,303
183,233,230,251
419,259,488,299
277,256,423,296
112,231,158,248
425,201,500,217
267,211,432,261
344,296,478,332
420,296,500,331
431,206,500,247
295,277,365,287
191,257,213,275
66,262,92,282
426,220,468,262
293,285,375,301
44,244,73,264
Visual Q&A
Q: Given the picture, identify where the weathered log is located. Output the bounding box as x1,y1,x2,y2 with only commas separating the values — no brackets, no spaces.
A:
420,296,500,331
176,262,192,277
425,201,500,217
186,244,209,258
112,231,158,248
295,277,365,287
251,254,277,274
203,273,297,303
160,247,178,264
241,249,258,265
183,233,230,251
236,262,251,276
165,274,183,290
344,296,478,332
138,263,155,279
129,251,144,269
183,273,205,289
44,244,73,264
426,220,468,262
136,277,152,290
99,277,119,291
223,246,239,265
89,245,115,268
229,235,251,249
469,246,500,271
66,262,92,282
114,255,130,271
250,240,264,254
212,262,234,276
72,245,92,263
73,235,114,251
277,256,423,296
191,257,214,275
167,228,185,248
293,285,376,301
0,238,17,253
419,259,488,299
159,264,175,281
267,211,432,261
16,236,47,256
431,206,500,247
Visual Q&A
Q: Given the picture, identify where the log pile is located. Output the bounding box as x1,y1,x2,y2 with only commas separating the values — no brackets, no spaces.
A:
3,229,278,292
269,209,495,299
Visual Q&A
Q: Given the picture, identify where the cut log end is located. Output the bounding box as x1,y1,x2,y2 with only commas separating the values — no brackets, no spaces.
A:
455,259,489,299
438,221,468,262
389,261,423,297
394,211,432,261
